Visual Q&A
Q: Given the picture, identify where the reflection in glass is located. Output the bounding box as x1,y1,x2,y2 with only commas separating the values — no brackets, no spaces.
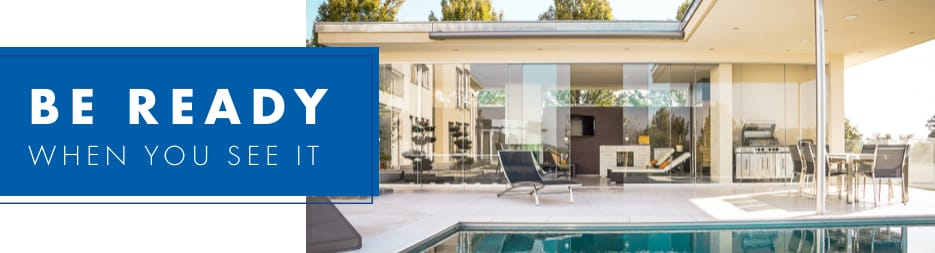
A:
378,63,718,185
424,226,913,253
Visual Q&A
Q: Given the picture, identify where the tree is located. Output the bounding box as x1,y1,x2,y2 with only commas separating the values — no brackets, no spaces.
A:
441,0,502,21
570,90,616,106
538,0,613,21
477,90,505,105
317,0,404,22
311,0,405,46
546,90,617,106
844,118,863,152
899,134,914,143
616,89,688,107
646,108,689,149
675,0,691,20
428,10,439,21
927,115,935,138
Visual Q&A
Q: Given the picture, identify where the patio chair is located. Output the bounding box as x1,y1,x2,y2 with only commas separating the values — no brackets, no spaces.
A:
497,150,580,206
660,152,691,173
854,144,876,200
799,142,847,198
860,145,909,206
540,149,573,179
789,145,808,194
606,152,691,184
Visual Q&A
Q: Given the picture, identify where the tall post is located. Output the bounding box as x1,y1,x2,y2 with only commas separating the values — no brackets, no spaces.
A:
816,229,827,253
814,0,828,215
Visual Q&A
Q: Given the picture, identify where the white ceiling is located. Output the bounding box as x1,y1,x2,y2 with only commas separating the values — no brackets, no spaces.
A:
688,0,935,66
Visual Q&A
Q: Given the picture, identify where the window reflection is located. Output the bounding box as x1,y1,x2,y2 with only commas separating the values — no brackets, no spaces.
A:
425,226,912,253
379,63,721,185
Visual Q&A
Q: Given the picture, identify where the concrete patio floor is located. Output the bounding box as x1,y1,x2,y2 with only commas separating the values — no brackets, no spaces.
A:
336,183,935,252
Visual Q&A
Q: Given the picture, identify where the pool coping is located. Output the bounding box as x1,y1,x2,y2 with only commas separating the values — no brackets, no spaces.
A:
399,215,935,253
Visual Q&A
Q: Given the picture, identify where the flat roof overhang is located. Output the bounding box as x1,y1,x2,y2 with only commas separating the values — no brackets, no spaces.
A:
315,0,935,66
317,21,685,40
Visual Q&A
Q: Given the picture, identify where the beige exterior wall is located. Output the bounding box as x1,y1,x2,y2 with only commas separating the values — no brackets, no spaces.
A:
710,64,733,183
379,63,435,168
828,55,846,153
432,64,478,163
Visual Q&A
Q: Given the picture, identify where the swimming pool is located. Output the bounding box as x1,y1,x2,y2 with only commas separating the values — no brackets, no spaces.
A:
404,217,935,252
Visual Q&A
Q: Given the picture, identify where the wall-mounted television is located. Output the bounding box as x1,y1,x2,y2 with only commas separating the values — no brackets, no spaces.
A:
570,115,595,136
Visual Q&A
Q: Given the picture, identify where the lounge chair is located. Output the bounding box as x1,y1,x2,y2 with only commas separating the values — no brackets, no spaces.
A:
606,152,691,184
497,150,580,206
306,197,361,253
540,150,574,179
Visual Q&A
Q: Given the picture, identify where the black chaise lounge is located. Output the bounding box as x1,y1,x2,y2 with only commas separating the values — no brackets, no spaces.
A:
497,150,580,206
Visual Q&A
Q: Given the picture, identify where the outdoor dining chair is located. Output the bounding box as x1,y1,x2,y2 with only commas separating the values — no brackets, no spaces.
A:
789,145,808,195
861,145,909,206
799,142,847,198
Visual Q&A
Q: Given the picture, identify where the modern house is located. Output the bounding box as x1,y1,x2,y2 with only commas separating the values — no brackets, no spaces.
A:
315,0,935,185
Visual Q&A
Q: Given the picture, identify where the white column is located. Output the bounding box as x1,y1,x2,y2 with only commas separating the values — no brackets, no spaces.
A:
828,55,846,153
814,0,828,215
712,231,733,252
710,64,734,184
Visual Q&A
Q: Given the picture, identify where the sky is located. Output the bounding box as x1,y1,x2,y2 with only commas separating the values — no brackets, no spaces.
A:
845,39,935,139
307,0,935,138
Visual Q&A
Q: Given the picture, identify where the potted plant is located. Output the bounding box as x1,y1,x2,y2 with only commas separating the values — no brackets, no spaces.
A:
671,115,689,152
379,152,391,170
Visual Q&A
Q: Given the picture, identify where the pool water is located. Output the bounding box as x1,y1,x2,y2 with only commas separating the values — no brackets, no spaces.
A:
409,220,935,253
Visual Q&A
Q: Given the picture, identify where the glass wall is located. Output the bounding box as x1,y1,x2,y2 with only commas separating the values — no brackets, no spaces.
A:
732,64,818,183
611,64,714,183
378,63,718,185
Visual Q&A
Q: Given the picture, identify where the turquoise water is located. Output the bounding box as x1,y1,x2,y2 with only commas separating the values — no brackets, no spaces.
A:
410,220,935,253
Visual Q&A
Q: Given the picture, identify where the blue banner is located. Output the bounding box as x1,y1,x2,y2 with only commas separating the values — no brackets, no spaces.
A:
0,48,378,197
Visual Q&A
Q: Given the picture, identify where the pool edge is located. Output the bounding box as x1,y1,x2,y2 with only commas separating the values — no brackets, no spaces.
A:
397,215,935,253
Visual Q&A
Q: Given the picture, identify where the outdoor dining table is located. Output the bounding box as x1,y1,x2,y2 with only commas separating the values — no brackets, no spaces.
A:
827,153,876,204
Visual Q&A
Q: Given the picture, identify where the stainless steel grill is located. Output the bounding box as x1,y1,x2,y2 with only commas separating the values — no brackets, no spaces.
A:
735,146,794,180
735,122,794,180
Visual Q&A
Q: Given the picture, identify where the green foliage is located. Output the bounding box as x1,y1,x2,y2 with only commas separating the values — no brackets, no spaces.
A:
428,10,439,21
543,89,688,107
477,89,505,106
545,90,617,106
844,118,863,152
676,0,691,21
441,0,502,21
538,0,613,21
379,151,392,161
317,0,404,22
617,90,688,107
312,0,405,46
670,114,689,146
571,90,617,106
927,115,935,138
647,108,689,148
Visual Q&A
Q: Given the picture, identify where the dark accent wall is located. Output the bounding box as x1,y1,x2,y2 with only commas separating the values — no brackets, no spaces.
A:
568,107,624,175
